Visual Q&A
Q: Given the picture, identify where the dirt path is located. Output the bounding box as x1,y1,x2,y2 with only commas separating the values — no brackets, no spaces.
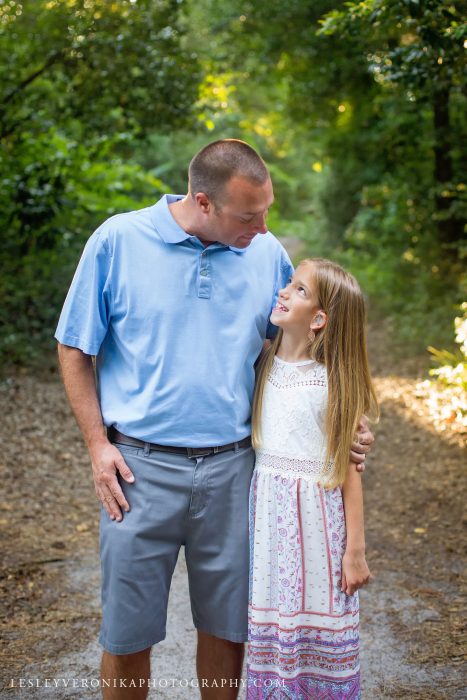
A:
1,327,465,698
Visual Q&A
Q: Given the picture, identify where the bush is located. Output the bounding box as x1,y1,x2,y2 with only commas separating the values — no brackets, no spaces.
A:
0,128,168,368
414,303,467,439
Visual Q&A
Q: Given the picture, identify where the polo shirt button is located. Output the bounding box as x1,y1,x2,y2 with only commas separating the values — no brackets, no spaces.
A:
200,269,208,277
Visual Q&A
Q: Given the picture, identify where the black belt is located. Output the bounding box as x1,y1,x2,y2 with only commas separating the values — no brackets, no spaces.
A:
108,427,251,458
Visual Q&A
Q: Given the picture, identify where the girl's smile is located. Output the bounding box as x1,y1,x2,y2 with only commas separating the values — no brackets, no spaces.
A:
273,301,289,313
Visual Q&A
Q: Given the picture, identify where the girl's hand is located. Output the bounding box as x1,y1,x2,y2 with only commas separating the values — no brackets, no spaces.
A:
341,549,372,596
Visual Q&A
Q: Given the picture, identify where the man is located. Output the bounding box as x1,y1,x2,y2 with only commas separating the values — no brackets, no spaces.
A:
56,139,372,699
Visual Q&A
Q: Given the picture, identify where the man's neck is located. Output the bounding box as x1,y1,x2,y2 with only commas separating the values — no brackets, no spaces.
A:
168,196,214,246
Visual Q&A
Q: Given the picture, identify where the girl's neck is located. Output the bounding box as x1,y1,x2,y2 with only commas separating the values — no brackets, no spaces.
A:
275,332,310,363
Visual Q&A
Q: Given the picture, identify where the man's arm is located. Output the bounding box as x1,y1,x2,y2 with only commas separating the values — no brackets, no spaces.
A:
350,416,374,472
57,343,134,521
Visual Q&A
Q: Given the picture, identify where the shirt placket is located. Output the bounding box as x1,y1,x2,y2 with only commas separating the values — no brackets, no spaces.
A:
197,249,212,299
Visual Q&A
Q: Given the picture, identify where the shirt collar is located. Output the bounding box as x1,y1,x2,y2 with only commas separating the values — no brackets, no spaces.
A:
150,194,248,253
150,194,191,244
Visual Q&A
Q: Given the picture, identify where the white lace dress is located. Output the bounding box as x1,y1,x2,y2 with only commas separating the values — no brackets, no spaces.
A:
247,357,360,700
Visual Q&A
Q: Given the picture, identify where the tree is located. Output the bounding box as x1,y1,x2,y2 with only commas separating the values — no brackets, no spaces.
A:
0,0,199,140
0,0,200,366
183,0,465,349
319,0,466,256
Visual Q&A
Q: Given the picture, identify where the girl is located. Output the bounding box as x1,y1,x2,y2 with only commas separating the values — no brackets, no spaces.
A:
247,258,379,700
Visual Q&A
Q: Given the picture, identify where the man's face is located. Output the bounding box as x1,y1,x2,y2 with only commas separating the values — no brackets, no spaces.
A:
204,175,274,248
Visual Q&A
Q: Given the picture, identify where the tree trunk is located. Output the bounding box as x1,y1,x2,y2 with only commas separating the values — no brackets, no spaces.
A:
433,85,462,254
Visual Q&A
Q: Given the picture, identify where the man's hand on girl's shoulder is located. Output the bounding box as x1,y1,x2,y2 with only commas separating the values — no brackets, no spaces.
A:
351,416,375,471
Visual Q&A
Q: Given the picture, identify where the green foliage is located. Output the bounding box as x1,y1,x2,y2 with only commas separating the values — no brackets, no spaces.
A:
319,0,465,95
428,303,467,392
1,0,465,368
188,0,466,352
419,304,467,436
0,0,199,139
317,0,466,254
0,0,199,368
0,127,168,366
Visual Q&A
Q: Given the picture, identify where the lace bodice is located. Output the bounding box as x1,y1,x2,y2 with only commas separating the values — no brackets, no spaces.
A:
255,356,333,482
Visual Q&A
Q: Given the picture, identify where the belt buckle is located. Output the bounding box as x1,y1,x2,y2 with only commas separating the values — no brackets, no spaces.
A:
187,447,213,458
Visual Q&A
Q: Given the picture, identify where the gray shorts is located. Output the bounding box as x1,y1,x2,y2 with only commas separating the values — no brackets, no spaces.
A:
99,442,255,655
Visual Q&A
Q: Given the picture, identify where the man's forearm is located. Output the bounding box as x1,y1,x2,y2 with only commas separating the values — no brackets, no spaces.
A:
57,344,108,453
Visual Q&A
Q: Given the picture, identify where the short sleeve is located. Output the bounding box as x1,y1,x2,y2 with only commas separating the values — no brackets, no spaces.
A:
54,230,112,355
266,247,294,340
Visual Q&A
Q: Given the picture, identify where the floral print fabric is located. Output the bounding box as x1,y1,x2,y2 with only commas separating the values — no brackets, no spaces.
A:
247,358,360,699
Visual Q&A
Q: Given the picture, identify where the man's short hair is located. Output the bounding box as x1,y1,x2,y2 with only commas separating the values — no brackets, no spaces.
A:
188,139,269,206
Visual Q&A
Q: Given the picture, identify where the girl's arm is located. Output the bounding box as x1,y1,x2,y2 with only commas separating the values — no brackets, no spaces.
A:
341,463,372,595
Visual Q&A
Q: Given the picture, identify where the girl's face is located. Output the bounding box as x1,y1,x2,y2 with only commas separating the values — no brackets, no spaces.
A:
270,263,321,334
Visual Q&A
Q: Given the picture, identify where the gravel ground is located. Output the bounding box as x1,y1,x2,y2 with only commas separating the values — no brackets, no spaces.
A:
4,554,464,699
1,361,465,699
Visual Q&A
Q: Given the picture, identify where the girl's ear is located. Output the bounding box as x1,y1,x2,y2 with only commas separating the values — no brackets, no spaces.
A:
310,310,328,332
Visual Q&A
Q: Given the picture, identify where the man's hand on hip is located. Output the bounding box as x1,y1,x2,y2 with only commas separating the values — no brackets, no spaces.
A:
90,442,135,521
350,416,375,473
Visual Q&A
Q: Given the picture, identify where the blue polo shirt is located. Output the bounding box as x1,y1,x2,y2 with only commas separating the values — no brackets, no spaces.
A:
55,195,293,446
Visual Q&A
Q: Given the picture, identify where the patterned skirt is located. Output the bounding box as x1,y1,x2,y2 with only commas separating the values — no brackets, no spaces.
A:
247,462,360,700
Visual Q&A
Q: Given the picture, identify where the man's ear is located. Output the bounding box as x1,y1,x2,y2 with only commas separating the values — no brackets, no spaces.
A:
310,310,327,332
194,192,212,215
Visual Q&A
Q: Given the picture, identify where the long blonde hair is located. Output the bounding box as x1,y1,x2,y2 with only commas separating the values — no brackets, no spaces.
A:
252,258,379,488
